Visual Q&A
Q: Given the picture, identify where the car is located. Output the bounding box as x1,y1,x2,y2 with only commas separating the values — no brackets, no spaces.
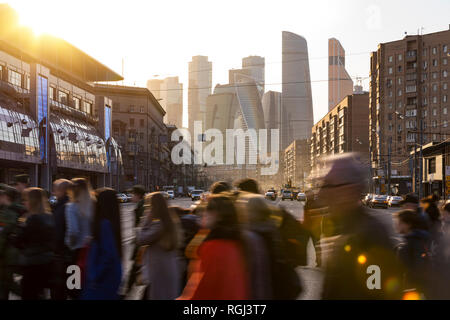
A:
166,190,175,200
116,193,128,203
125,193,133,202
370,195,389,209
281,190,294,201
265,189,277,201
363,194,374,206
49,195,58,206
297,192,307,202
191,190,204,201
388,195,403,207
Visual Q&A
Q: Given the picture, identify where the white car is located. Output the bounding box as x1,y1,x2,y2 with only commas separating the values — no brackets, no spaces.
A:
116,193,128,203
167,190,175,200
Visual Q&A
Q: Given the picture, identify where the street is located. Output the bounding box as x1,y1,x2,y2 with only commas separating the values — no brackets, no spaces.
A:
120,197,403,300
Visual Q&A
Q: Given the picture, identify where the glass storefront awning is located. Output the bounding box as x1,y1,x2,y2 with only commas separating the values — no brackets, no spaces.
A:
50,114,108,173
0,104,40,163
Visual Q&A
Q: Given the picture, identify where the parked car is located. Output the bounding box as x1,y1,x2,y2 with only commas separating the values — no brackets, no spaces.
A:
370,195,389,209
297,192,307,202
116,193,128,203
388,195,403,207
281,190,294,201
265,189,277,201
166,190,175,200
191,190,204,201
125,193,133,202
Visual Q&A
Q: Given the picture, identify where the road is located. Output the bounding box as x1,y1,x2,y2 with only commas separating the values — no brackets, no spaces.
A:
121,197,402,300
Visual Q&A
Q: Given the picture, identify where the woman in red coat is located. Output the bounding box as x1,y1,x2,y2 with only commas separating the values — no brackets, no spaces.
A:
180,195,250,300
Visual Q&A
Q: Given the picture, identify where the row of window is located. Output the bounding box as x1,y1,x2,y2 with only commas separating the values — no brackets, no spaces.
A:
0,65,30,90
48,86,93,115
113,103,146,114
388,66,448,77
387,45,449,63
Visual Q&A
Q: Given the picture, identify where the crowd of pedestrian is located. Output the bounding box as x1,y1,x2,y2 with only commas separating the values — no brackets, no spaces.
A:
1,154,450,300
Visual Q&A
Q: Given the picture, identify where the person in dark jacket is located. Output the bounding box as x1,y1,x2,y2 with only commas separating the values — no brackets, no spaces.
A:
81,188,122,300
124,185,146,297
302,190,323,267
0,186,20,300
50,179,73,300
319,154,403,300
395,209,432,298
13,188,55,300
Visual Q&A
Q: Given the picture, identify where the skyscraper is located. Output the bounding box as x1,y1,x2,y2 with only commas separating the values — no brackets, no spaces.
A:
281,31,314,149
328,38,353,111
188,56,212,140
147,77,183,128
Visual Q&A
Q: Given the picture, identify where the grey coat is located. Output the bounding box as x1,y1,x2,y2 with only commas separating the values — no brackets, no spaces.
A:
136,220,181,300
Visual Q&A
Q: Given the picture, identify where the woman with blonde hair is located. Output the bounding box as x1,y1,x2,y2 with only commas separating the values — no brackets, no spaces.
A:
136,192,183,300
13,188,55,299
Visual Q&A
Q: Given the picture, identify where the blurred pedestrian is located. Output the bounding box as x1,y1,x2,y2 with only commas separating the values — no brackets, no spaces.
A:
13,188,55,300
420,195,442,244
50,179,73,300
136,192,182,300
124,185,146,297
235,178,260,194
319,154,402,300
179,195,249,300
395,209,432,298
170,206,200,292
0,185,20,300
302,190,323,267
401,193,430,231
81,188,122,300
210,181,232,194
10,175,27,217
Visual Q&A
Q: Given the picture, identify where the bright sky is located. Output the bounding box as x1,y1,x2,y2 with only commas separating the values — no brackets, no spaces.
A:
6,0,450,127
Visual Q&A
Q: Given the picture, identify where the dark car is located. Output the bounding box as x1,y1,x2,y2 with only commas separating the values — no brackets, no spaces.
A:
191,190,204,201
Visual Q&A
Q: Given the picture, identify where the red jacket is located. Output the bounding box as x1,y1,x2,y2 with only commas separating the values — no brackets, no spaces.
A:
182,239,249,300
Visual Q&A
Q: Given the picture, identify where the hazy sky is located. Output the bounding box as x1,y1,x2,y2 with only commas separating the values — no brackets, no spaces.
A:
6,0,450,126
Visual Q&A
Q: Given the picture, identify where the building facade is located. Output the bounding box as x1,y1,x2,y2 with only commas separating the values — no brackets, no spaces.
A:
0,5,123,190
282,31,314,149
284,139,310,191
188,56,212,140
311,92,370,173
147,77,183,128
95,85,167,192
369,28,450,194
328,38,353,112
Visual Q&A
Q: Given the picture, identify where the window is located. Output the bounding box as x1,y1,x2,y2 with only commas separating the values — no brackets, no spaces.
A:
433,96,438,104
444,95,448,103
423,110,428,117
388,123,393,131
432,72,438,79
0,65,3,79
140,119,144,127
432,120,437,128
58,91,68,105
444,58,448,66
432,47,437,55
433,109,437,116
433,134,437,141
433,83,438,92
423,97,428,106
422,73,428,81
433,59,438,67
444,45,448,53
49,87,56,100
388,67,393,75
389,91,393,97
388,103,393,109
388,56,393,63
444,120,448,128
406,85,416,93
130,118,135,127
397,101,402,108
398,78,402,85
428,158,436,174
84,101,92,114
406,109,417,117
444,107,448,115
444,70,448,78
398,66,403,72
8,69,22,87
139,132,144,140
72,96,81,110
444,83,448,90
130,105,135,112
398,54,403,61
423,61,428,69
398,89,402,96
388,113,393,120
140,106,145,113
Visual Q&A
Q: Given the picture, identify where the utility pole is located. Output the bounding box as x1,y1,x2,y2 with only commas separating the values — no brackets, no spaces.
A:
387,138,391,195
